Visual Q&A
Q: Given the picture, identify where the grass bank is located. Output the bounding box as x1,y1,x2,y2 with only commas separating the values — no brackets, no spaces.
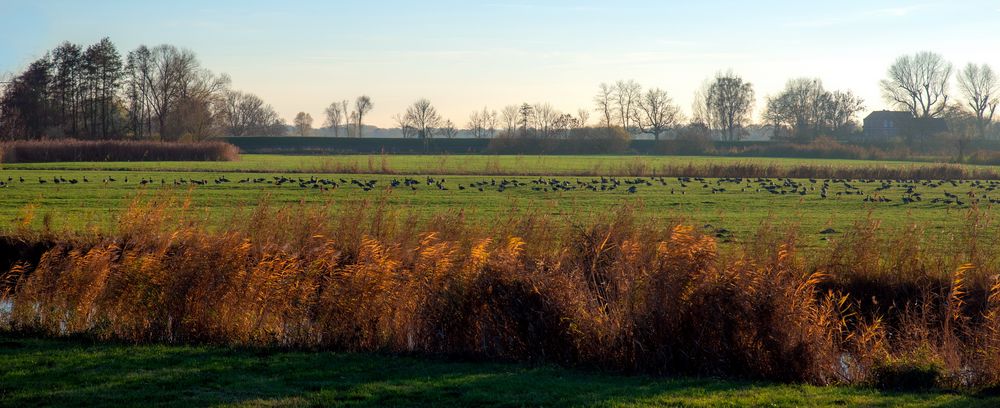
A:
0,336,994,407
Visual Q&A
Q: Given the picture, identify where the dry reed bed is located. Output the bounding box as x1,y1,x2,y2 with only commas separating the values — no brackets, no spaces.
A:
1,196,1000,389
0,139,240,163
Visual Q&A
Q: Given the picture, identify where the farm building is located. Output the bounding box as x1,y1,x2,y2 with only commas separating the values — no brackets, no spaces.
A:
862,110,948,140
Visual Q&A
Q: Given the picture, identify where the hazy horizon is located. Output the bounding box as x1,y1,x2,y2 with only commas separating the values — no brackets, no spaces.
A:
3,0,999,128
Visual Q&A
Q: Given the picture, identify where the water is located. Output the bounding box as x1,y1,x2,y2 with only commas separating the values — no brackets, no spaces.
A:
0,299,12,324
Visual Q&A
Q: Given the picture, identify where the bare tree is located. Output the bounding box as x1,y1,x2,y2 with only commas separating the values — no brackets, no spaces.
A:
293,112,313,136
691,80,710,125
826,90,865,136
614,79,641,132
636,88,681,141
764,78,864,141
467,109,484,138
880,51,952,119
483,107,498,138
219,90,281,136
175,68,229,140
576,108,590,128
957,63,999,139
533,102,559,138
341,99,351,136
404,98,441,139
354,95,372,137
144,45,197,140
393,113,415,138
500,105,519,136
594,83,614,129
134,44,229,141
763,78,824,140
467,106,497,138
703,71,755,141
440,119,457,138
554,113,578,138
324,102,343,137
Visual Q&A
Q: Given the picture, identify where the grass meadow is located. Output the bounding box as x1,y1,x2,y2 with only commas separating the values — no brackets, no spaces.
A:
4,153,997,175
1,154,999,246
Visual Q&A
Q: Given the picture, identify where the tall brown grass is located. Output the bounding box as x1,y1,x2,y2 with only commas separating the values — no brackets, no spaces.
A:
2,195,1000,388
644,162,1000,180
710,137,892,161
658,136,1000,167
295,158,1000,181
0,139,240,163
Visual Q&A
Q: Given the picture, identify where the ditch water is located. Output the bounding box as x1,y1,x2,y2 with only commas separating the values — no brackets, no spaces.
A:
0,299,11,317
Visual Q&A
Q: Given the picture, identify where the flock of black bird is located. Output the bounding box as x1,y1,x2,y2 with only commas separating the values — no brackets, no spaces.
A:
3,173,1000,206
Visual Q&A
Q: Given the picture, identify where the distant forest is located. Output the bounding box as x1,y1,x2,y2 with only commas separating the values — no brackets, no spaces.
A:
1,38,996,148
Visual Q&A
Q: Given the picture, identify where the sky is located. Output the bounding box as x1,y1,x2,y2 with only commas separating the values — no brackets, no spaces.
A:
2,0,1000,128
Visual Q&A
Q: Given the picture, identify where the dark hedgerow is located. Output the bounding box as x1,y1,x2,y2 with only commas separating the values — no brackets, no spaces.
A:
0,139,240,163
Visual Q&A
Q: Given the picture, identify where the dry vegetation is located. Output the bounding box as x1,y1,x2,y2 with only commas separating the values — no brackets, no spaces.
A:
2,194,1000,390
605,162,1000,180
301,155,1000,180
0,139,240,163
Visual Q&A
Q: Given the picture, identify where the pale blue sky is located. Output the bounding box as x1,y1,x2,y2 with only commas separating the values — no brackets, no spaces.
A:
2,0,999,127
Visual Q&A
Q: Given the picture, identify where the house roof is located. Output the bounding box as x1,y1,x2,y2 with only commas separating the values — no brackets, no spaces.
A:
864,111,913,122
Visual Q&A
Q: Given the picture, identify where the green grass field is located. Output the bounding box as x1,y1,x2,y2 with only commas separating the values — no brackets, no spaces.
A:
1,336,995,407
0,153,987,174
0,154,995,245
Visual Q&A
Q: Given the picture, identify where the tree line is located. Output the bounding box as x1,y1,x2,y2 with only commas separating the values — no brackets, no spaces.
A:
0,38,287,141
305,72,870,143
311,51,995,146
3,41,997,146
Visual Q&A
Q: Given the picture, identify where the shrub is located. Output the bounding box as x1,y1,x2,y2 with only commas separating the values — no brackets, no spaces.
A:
487,127,630,154
655,124,714,155
966,149,1000,166
722,137,882,160
869,348,946,391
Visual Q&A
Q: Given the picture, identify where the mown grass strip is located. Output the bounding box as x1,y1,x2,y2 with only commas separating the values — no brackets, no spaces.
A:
0,336,994,407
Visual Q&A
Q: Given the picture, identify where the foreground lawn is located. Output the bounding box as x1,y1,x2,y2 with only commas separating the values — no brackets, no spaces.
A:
0,336,995,407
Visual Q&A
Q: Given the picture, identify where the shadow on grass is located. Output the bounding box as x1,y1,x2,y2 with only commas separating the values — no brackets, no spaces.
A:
0,335,996,407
